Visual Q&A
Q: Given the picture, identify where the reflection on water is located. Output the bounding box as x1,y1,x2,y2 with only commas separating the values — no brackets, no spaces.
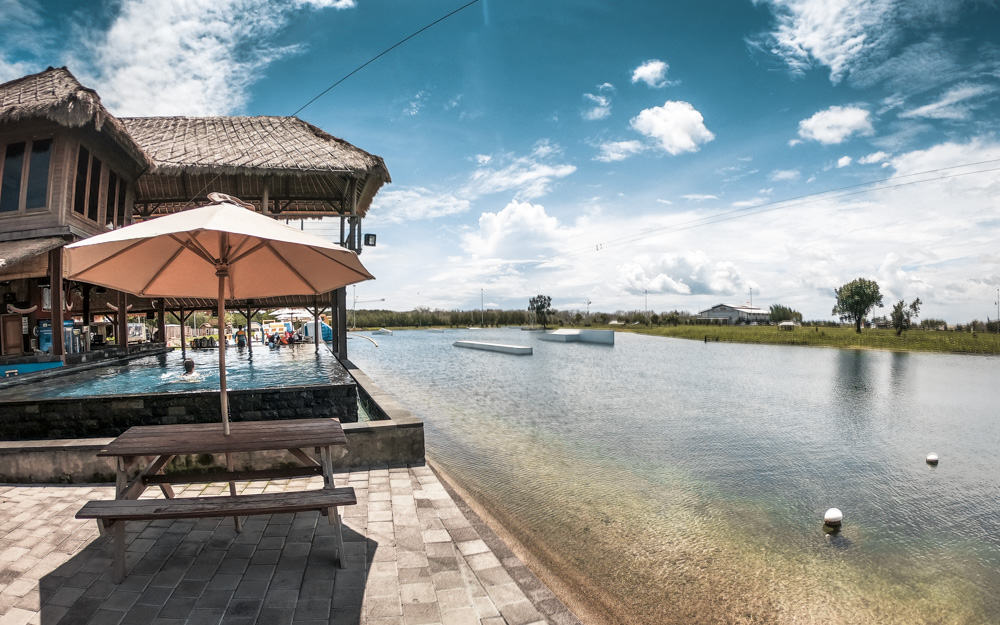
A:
351,328,1000,624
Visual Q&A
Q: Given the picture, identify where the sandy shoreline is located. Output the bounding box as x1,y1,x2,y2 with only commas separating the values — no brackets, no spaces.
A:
429,457,626,625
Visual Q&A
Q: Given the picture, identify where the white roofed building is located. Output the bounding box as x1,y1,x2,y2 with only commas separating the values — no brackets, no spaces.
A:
697,304,770,324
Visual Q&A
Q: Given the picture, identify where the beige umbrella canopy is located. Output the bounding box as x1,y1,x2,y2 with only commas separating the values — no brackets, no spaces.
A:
65,193,374,434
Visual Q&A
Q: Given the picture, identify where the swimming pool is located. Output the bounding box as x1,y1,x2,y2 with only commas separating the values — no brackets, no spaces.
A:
0,343,347,400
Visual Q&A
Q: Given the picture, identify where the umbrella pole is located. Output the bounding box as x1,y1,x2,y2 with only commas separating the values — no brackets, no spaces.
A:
219,269,242,531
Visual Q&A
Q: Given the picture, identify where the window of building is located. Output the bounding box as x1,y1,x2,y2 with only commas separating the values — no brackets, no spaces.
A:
0,138,53,214
87,158,102,222
116,179,127,226
0,142,25,213
105,171,118,228
25,139,52,210
73,146,89,215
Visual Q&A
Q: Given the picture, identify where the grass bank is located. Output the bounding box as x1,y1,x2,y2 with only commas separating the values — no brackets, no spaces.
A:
592,324,1000,355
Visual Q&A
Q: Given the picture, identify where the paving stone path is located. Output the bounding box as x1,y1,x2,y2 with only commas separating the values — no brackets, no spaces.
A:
0,465,579,625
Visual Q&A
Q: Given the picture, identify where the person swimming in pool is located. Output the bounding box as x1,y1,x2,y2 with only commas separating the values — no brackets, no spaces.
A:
235,325,247,347
182,358,196,376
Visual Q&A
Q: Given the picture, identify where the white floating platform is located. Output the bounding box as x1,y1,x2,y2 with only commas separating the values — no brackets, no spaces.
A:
454,340,533,355
538,329,615,345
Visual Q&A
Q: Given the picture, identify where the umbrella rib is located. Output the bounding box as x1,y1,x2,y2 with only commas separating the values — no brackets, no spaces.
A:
265,242,319,293
304,245,374,280
70,238,150,276
227,235,253,261
228,240,269,265
167,233,216,267
139,243,186,295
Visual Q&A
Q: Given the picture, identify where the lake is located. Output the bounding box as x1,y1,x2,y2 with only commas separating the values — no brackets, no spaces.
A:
350,328,1000,625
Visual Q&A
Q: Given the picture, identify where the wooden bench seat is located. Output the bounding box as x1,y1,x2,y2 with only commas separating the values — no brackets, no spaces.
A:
77,487,356,582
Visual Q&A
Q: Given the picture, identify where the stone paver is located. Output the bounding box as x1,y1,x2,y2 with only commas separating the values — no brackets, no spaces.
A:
0,466,580,625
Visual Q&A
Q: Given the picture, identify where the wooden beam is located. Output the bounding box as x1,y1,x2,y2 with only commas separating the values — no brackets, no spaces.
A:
49,248,64,358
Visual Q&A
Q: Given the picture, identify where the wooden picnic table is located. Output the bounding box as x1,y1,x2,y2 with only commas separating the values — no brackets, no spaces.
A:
80,418,355,582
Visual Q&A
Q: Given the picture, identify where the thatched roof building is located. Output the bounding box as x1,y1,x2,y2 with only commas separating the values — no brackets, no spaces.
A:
122,116,390,219
0,67,150,171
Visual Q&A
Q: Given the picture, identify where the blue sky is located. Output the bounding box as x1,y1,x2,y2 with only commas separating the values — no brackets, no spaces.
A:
3,0,1000,321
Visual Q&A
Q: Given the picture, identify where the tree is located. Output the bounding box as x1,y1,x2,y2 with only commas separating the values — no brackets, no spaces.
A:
528,295,552,328
832,278,883,333
890,298,922,336
769,304,803,323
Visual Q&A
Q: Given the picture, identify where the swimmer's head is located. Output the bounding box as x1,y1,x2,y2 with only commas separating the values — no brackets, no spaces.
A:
183,359,195,374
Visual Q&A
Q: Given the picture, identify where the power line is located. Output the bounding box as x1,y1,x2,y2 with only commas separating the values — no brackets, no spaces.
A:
184,0,482,207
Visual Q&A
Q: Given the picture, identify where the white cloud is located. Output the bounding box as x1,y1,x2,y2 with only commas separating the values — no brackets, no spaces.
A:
770,169,801,181
683,194,719,201
368,188,470,225
618,251,745,296
460,200,563,258
656,198,673,205
404,90,428,117
631,59,670,88
594,140,645,162
797,105,873,144
858,151,890,164
731,197,768,208
837,155,852,168
70,0,352,116
900,83,996,120
751,0,897,83
465,141,576,200
582,83,615,120
0,0,47,81
297,0,355,7
630,101,715,155
474,154,492,165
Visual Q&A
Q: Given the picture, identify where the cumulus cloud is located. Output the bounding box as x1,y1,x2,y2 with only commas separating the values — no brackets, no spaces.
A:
837,155,852,168
460,200,563,258
900,83,997,120
618,251,745,296
70,0,353,116
369,188,470,225
797,105,874,144
770,169,801,181
631,59,670,88
630,101,715,155
594,140,645,162
858,151,890,164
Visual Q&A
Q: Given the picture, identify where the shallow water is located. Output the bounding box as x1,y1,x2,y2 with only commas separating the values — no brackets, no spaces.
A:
350,328,1000,624
1,343,338,400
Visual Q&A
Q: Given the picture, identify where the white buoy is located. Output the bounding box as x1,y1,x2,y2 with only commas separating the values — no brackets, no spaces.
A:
823,508,843,527
926,453,939,465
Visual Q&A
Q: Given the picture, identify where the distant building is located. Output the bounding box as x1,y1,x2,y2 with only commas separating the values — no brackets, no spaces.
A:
697,304,770,324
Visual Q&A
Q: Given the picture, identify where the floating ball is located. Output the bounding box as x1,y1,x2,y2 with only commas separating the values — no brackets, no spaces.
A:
926,453,939,465
823,508,843,527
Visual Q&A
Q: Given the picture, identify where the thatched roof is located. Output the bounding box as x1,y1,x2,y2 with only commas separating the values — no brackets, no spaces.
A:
121,116,390,217
0,67,150,170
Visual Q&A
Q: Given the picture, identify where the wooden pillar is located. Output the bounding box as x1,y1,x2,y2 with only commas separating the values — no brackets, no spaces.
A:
313,296,320,353
156,299,166,344
117,291,128,355
334,288,347,360
246,307,254,357
179,309,186,359
49,248,65,358
81,284,92,352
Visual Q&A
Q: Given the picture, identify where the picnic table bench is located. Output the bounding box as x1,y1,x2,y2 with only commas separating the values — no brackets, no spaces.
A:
76,418,354,583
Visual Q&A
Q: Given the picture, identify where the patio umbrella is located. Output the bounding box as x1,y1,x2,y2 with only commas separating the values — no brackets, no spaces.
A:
64,193,374,435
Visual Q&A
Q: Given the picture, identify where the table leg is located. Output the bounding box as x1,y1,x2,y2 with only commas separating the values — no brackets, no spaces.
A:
111,520,126,583
115,457,127,499
226,452,242,532
319,446,345,567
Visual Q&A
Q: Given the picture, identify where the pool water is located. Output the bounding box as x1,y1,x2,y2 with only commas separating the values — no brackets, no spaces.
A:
350,328,1000,625
1,343,341,400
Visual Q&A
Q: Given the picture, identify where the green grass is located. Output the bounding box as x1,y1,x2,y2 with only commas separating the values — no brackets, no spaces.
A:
582,324,1000,355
